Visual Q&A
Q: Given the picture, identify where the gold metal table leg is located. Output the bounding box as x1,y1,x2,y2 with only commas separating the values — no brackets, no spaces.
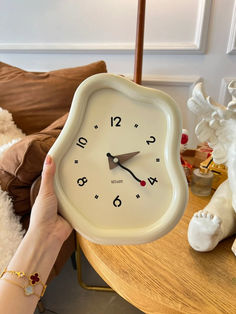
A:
76,241,113,292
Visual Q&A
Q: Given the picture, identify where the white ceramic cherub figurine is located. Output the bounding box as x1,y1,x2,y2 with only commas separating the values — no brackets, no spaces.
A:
187,81,236,252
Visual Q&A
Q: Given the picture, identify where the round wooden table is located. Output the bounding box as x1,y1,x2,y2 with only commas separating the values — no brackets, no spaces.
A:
77,190,236,314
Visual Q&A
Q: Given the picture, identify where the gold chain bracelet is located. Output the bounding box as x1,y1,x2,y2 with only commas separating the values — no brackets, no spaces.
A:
0,268,47,298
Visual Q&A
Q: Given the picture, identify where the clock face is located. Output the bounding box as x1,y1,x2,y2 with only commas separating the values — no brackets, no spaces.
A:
50,74,188,244
60,88,172,228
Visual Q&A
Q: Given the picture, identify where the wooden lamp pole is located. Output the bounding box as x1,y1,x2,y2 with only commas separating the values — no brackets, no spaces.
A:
133,0,146,85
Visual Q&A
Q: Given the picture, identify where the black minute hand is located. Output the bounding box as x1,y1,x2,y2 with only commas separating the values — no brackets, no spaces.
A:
107,153,146,186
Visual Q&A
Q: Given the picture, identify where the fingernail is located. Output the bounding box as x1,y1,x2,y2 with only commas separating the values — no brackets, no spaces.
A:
45,155,52,165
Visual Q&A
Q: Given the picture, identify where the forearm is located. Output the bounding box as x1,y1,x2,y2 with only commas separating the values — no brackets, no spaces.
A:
0,155,73,314
0,230,63,314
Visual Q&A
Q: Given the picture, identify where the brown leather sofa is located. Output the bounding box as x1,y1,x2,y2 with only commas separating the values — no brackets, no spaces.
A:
0,60,107,283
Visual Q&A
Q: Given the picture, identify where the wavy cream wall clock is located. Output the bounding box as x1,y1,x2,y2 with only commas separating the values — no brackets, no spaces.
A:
48,73,188,244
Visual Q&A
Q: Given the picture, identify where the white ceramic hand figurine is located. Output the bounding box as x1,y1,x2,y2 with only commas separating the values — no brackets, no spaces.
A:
187,81,236,252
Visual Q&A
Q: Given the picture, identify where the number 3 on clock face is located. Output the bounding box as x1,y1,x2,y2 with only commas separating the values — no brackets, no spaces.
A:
49,73,188,245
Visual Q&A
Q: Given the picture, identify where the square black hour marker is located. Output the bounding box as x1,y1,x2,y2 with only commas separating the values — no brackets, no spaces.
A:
134,124,139,128
94,125,98,129
156,158,160,162
136,194,140,199
95,195,99,199
74,160,78,164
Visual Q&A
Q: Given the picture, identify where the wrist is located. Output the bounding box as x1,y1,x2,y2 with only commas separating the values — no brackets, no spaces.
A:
26,226,64,250
7,228,62,284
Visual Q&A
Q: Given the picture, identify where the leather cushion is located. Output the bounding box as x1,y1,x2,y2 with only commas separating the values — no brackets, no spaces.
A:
0,113,68,217
0,60,107,135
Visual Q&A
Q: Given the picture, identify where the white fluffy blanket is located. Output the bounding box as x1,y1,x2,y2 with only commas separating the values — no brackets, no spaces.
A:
0,108,26,274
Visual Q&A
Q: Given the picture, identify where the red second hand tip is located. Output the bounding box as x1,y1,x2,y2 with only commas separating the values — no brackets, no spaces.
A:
140,180,146,187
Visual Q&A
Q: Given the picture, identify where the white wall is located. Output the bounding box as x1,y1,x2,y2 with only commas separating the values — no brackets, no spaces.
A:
0,0,235,147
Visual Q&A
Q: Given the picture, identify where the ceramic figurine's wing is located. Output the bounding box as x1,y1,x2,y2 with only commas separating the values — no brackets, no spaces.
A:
187,83,218,144
187,82,231,164
187,82,214,118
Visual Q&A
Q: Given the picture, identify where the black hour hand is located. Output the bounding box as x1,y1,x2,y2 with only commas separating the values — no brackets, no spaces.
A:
107,153,146,186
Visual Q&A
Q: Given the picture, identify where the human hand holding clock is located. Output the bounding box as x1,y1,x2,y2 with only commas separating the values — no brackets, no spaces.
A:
48,74,188,244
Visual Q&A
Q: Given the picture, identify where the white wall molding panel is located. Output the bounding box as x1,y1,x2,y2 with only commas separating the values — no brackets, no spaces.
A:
227,0,236,54
0,0,211,55
141,75,202,87
219,77,236,106
137,75,202,148
0,0,235,149
179,0,212,54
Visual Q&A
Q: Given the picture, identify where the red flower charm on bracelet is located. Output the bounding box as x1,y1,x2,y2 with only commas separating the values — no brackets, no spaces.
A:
30,273,40,285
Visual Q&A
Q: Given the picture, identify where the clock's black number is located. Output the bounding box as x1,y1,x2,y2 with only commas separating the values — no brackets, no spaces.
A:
77,177,88,186
146,136,156,145
111,116,121,127
76,137,87,148
148,177,158,185
113,195,122,207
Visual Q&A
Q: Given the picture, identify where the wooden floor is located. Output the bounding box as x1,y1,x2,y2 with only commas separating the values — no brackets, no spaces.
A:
36,253,142,314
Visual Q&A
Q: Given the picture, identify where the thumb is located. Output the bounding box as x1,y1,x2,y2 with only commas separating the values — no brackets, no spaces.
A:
39,155,56,196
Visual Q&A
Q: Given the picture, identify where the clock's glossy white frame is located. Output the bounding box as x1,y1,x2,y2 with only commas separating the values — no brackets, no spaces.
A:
48,73,188,245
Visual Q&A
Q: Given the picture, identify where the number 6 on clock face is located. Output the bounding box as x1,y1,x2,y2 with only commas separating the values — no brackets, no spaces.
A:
48,73,188,245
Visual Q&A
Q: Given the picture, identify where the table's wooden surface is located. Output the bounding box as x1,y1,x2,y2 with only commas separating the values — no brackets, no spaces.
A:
78,190,236,314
